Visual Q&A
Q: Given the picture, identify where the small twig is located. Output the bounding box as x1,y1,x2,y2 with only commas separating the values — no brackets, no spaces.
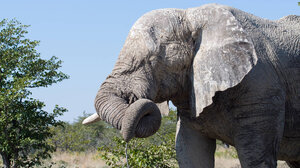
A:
125,143,130,168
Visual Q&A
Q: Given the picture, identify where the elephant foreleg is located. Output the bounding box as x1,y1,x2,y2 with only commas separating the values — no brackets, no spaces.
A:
233,101,285,168
176,116,216,168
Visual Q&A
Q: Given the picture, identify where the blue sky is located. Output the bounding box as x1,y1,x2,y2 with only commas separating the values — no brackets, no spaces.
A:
0,0,299,122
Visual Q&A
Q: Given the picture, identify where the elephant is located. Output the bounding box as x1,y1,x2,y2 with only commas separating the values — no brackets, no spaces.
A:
83,4,300,168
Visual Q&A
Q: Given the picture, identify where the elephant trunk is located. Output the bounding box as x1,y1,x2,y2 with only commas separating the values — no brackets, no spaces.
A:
94,91,128,130
94,89,161,142
121,99,161,141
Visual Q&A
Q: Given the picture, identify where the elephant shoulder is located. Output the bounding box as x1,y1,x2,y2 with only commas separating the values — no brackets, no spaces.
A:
278,15,300,24
277,15,300,30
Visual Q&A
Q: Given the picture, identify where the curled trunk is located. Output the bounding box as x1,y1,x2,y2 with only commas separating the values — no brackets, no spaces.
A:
94,90,161,142
121,99,161,141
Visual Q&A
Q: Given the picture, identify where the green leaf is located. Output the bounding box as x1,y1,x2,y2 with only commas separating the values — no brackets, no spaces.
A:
97,110,178,167
0,19,68,167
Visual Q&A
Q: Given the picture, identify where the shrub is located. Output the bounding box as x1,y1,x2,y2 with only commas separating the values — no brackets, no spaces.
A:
98,110,178,168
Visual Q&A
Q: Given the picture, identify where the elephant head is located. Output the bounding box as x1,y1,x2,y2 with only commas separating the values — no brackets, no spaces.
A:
83,4,257,142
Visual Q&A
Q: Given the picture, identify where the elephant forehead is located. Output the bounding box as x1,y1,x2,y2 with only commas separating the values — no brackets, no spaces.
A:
132,8,184,29
129,8,187,41
119,8,191,62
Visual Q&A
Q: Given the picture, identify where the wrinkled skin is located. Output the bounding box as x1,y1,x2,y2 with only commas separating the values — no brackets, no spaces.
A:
83,4,300,168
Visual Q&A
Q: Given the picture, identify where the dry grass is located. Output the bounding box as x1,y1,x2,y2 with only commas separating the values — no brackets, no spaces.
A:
215,145,240,168
40,147,290,168
38,151,107,168
215,157,289,168
215,157,241,168
0,147,291,168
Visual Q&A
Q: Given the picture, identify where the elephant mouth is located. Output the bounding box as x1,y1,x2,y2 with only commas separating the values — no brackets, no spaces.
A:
83,91,162,142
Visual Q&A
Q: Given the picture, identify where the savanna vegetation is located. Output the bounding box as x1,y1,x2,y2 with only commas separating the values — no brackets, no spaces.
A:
37,110,247,168
35,110,242,168
0,19,68,168
44,110,177,168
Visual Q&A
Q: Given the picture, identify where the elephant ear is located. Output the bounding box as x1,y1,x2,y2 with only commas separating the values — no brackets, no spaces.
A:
187,5,258,117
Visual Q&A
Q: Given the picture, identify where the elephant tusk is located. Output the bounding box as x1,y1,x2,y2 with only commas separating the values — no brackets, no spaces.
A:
82,113,101,125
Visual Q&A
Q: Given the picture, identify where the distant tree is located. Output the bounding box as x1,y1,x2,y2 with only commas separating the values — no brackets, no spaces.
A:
298,2,300,6
48,112,119,152
0,19,68,168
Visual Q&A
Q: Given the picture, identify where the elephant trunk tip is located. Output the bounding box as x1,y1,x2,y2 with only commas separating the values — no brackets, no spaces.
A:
121,99,162,142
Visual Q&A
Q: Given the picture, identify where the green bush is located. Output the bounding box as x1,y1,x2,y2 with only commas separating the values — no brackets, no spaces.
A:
48,112,119,152
98,110,178,168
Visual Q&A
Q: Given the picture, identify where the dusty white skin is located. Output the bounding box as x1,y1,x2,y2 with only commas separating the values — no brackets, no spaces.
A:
83,4,300,168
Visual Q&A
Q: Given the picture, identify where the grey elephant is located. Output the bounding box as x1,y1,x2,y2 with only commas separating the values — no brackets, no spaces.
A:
83,4,300,168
